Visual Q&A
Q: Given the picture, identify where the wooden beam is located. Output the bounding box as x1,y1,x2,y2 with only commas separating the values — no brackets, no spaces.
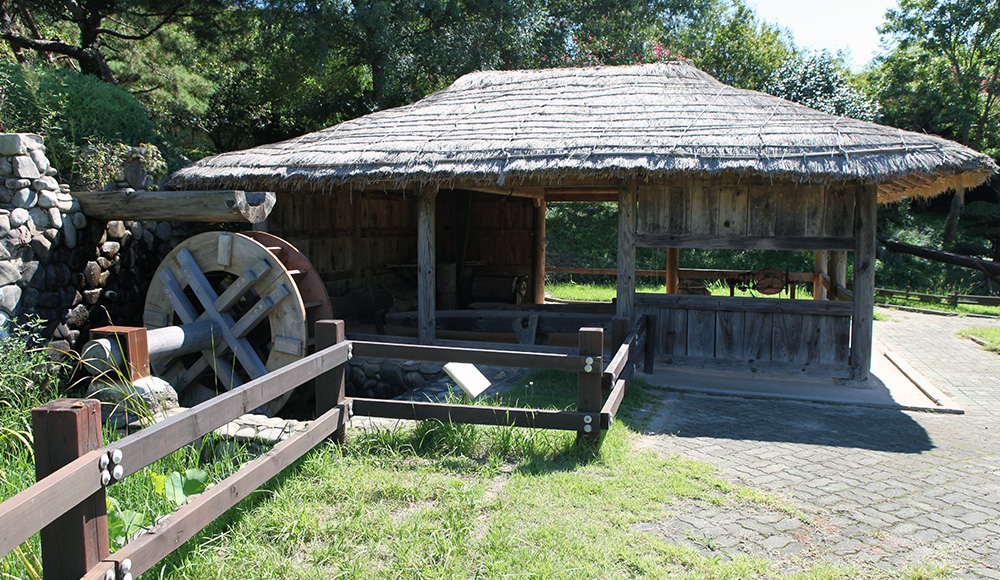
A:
830,250,848,299
577,327,605,443
72,190,275,223
32,399,109,580
617,179,637,318
350,340,588,372
417,184,438,344
351,398,608,430
636,234,856,250
532,199,546,304
814,250,828,300
665,248,679,294
851,183,878,382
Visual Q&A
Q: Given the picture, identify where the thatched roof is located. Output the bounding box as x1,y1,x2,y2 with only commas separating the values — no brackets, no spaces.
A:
169,61,996,202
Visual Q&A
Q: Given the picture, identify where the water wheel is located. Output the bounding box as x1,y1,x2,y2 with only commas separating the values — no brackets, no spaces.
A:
143,231,332,415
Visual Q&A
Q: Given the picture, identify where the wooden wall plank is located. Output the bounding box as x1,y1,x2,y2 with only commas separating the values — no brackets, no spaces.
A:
801,315,823,364
803,185,826,236
771,313,802,362
715,310,744,359
743,312,772,361
747,184,777,237
688,183,720,235
686,309,715,357
774,184,805,236
719,184,749,236
664,308,688,356
668,184,688,235
824,184,856,238
819,316,851,365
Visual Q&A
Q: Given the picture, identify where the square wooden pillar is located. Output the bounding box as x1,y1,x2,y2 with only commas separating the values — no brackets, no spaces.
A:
532,198,546,304
617,179,637,319
851,183,878,381
417,184,438,345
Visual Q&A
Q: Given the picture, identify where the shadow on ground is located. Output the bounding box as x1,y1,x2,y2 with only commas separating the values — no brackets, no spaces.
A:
633,391,935,453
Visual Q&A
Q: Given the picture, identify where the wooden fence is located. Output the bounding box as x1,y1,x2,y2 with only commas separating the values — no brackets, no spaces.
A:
0,317,646,580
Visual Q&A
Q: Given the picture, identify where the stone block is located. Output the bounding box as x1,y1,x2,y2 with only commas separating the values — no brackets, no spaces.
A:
83,288,101,304
12,188,36,209
106,220,126,238
36,190,58,208
20,287,38,308
12,156,40,179
0,284,22,314
43,227,59,242
48,207,62,229
19,261,41,288
5,178,30,190
30,234,53,261
0,133,43,156
29,149,49,173
102,241,121,258
84,260,101,288
72,211,87,229
0,185,11,204
66,303,89,327
0,213,9,237
0,157,12,177
0,262,19,285
28,207,49,229
63,217,77,249
154,221,172,242
9,208,29,228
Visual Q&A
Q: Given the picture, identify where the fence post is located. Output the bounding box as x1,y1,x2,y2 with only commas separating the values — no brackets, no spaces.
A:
32,399,109,580
315,319,347,443
611,316,629,351
643,314,655,375
577,327,604,445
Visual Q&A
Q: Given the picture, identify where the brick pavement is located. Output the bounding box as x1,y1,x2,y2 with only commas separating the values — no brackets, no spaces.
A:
635,308,1000,578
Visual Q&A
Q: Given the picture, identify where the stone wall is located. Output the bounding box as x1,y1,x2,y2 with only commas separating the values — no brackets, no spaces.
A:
0,133,183,351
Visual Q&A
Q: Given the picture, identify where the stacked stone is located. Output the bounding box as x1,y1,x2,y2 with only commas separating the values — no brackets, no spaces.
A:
0,133,86,344
346,357,445,399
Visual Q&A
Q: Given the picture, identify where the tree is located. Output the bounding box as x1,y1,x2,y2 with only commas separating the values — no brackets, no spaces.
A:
766,52,880,121
878,0,1000,244
0,0,223,85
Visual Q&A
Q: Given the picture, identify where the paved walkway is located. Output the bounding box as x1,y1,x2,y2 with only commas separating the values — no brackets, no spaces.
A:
635,307,1000,578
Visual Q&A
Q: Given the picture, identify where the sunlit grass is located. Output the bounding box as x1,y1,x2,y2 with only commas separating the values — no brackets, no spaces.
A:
958,326,1000,352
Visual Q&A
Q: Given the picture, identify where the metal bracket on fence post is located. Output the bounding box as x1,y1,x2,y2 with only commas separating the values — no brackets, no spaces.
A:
315,320,348,443
32,399,110,580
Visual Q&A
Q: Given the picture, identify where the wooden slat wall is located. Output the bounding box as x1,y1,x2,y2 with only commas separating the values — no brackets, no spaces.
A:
636,293,851,370
267,189,536,297
636,179,857,248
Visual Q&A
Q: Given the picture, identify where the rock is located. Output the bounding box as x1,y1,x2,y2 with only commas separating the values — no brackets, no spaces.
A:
20,287,38,308
0,284,22,314
58,283,75,306
83,288,101,304
54,193,74,211
47,208,62,229
0,311,8,338
361,362,380,377
106,220,126,239
63,217,77,248
0,134,41,156
5,178,30,190
37,291,59,308
12,156,40,179
28,207,48,228
36,190,59,208
401,360,420,372
0,245,8,260
0,214,9,237
0,262,19,285
0,185,11,203
84,261,101,288
154,221,172,242
43,228,59,242
141,229,154,247
86,375,180,421
30,176,58,191
0,157,12,177
97,270,109,287
19,261,42,288
6,223,30,244
29,149,49,173
420,363,443,375
127,221,143,239
380,361,405,385
66,304,89,326
405,371,424,386
45,167,58,177
101,241,120,258
72,212,87,229
12,188,36,208
30,234,52,261
349,365,366,386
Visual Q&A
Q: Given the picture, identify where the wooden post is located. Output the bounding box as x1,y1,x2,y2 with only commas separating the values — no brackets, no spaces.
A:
851,183,878,382
577,327,604,444
315,320,347,443
532,199,546,304
665,248,679,294
830,250,848,298
32,399,109,580
417,184,438,344
813,250,828,300
611,316,630,350
617,180,637,318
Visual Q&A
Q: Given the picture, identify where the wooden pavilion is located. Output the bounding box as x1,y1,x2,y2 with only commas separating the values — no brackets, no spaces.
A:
168,62,997,383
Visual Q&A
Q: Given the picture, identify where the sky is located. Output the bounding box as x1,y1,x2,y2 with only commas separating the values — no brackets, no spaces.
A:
747,0,901,71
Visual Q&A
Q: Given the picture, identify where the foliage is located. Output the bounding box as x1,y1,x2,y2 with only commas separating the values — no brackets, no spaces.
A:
767,51,880,121
0,317,65,457
960,200,1000,261
878,0,1000,153
958,326,1000,352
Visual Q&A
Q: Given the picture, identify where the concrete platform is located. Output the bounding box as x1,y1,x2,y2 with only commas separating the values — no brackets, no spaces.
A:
641,346,963,414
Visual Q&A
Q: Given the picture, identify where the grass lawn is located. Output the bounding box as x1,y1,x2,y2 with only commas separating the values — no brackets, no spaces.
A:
958,326,1000,352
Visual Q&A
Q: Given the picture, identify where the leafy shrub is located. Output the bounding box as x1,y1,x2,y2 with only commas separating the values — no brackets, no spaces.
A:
0,317,66,456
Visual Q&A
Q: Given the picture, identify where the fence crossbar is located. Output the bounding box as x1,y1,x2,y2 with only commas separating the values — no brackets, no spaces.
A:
351,398,610,431
351,341,589,372
602,318,646,389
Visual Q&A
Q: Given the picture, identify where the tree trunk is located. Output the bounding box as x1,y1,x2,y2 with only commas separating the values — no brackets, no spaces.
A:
942,188,966,246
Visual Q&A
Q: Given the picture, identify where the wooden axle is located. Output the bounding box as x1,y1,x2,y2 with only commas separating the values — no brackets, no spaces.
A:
80,321,221,376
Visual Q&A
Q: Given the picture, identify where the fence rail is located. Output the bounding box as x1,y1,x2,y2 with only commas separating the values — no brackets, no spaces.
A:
1,317,648,580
